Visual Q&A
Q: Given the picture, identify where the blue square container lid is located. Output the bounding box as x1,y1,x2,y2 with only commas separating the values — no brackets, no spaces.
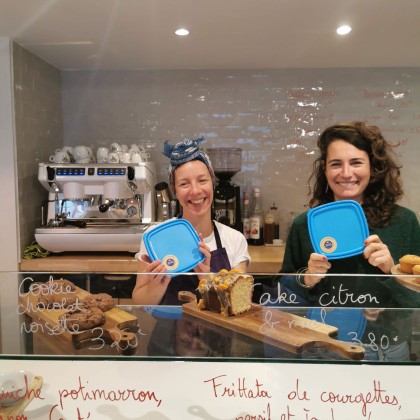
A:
307,308,367,342
143,219,204,273
307,200,369,260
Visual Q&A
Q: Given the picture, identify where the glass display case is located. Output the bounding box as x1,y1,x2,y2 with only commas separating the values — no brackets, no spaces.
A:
1,271,419,418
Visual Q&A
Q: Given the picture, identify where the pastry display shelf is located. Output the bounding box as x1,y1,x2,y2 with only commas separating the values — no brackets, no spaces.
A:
1,270,419,419
0,270,418,363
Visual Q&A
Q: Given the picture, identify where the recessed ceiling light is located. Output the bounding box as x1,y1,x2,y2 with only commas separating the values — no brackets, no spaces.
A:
175,28,189,36
336,25,352,35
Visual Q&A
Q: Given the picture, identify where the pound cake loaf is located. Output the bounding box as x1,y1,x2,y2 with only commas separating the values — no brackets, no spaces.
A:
196,269,254,317
399,255,420,273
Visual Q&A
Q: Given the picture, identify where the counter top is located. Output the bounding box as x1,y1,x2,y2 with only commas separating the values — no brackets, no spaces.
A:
19,245,284,273
248,245,284,272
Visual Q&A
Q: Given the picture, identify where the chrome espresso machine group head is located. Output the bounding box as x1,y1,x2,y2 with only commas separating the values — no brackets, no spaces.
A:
35,162,157,252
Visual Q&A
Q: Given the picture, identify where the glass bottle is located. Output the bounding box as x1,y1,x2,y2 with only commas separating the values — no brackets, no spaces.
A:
250,187,264,246
242,191,251,241
264,209,275,244
270,202,280,240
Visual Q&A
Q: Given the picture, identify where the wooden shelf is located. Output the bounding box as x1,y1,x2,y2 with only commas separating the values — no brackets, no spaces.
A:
19,245,284,274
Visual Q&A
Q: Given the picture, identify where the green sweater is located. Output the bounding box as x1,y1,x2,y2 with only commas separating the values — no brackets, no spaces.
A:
280,205,420,308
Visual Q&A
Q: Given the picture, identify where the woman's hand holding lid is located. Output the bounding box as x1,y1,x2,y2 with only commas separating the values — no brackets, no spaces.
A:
305,253,332,288
194,233,211,278
139,254,171,285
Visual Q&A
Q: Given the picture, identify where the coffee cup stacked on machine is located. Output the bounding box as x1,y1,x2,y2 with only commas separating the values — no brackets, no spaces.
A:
48,143,151,165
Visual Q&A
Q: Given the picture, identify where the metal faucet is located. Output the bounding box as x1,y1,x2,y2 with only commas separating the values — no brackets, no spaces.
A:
49,181,60,192
128,180,137,195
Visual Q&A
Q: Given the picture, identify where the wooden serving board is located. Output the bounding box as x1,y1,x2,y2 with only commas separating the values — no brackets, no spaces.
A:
391,264,420,292
182,302,365,360
19,286,138,354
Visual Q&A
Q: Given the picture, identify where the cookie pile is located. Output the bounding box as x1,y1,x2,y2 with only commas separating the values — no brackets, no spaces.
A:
33,279,78,309
31,278,115,332
60,292,116,332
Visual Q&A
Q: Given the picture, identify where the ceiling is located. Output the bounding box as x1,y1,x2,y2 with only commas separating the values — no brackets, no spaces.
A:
1,0,419,71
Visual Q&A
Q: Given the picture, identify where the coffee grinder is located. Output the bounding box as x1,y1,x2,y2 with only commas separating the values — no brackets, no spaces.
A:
206,147,242,231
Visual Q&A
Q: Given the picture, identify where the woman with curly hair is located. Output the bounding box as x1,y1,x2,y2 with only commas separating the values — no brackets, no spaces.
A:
309,121,404,229
280,121,420,306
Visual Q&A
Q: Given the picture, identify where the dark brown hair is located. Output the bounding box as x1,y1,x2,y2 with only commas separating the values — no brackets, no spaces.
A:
308,121,403,227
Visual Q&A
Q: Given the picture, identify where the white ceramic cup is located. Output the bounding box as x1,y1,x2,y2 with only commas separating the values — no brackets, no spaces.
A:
110,142,121,153
131,152,143,163
75,157,91,164
49,151,70,163
108,151,120,163
130,144,140,153
73,145,90,161
86,147,95,162
141,151,151,161
96,147,109,163
121,152,131,163
120,144,129,152
61,146,74,161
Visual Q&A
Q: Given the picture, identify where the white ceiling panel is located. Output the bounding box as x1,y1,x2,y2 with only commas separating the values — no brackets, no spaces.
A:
0,0,419,70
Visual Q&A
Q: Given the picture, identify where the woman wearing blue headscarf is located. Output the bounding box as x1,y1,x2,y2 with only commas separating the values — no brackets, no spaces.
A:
132,137,250,305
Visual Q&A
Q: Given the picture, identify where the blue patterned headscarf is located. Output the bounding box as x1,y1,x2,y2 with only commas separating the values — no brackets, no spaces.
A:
162,137,215,192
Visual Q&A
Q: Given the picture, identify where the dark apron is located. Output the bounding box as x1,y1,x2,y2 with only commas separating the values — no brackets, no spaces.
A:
159,222,231,305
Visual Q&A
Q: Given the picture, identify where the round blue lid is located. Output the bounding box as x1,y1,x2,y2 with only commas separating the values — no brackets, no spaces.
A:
143,219,205,272
307,200,369,260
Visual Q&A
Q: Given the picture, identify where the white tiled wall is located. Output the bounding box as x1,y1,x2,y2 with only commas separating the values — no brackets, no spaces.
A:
62,68,420,237
13,43,62,252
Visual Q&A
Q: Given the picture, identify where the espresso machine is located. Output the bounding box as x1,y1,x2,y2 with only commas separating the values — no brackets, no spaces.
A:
206,148,242,231
35,162,156,252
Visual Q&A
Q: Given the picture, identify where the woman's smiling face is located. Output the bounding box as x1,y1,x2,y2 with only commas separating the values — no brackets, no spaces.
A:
174,160,213,218
325,139,371,203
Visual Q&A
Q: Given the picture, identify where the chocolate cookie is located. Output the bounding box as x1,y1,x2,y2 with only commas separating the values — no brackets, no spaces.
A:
51,279,76,293
82,293,115,312
60,307,105,332
37,293,79,309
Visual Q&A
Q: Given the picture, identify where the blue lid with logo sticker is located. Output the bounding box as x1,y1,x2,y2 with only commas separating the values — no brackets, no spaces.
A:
307,200,369,260
143,218,205,273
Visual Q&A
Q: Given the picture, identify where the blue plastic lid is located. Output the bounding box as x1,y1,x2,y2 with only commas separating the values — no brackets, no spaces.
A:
307,308,367,342
307,200,369,260
143,306,182,319
143,219,205,273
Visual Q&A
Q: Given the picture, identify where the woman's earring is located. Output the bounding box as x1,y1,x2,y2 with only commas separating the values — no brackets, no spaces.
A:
325,184,329,194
